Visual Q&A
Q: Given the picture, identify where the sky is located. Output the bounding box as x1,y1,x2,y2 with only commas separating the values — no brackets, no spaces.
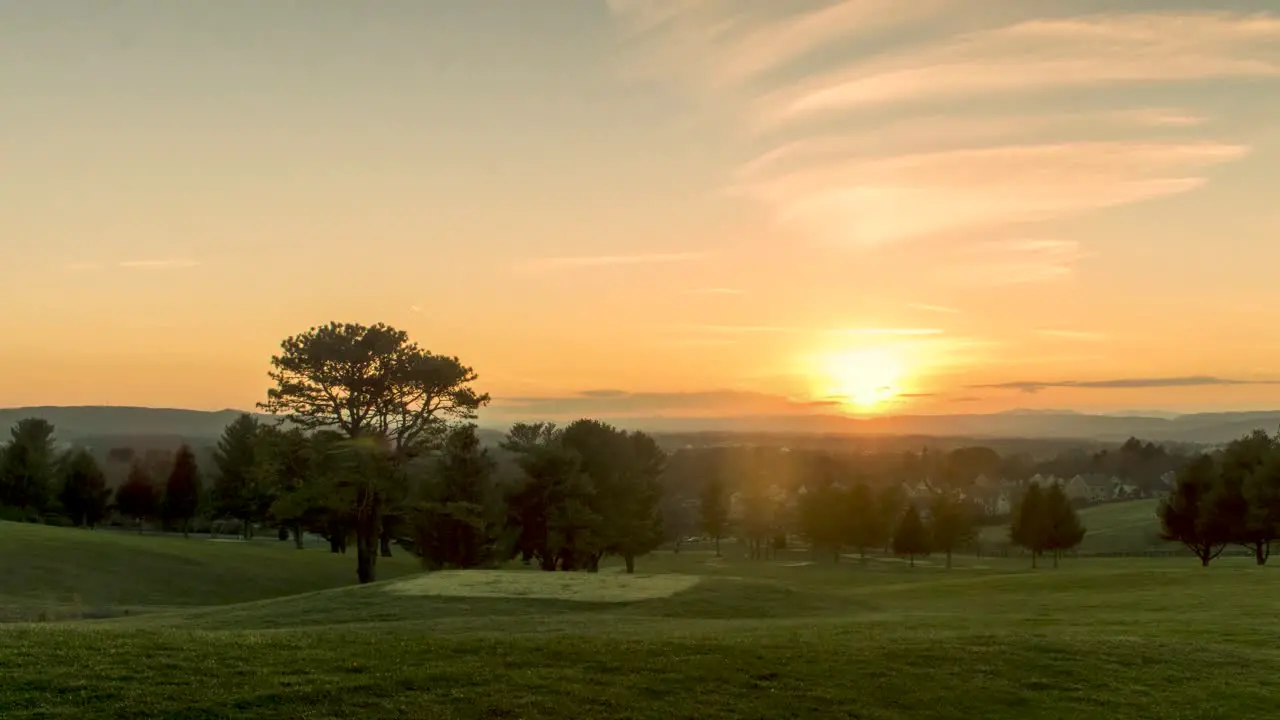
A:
3,0,1280,422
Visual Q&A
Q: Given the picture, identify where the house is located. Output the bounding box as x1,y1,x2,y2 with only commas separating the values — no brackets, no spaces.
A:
1063,475,1093,502
1082,474,1114,502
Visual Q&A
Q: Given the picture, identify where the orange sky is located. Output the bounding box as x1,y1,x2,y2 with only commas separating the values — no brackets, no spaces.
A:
3,1,1280,420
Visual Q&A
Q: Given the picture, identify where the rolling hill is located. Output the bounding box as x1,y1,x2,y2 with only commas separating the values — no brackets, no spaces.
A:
4,405,1279,445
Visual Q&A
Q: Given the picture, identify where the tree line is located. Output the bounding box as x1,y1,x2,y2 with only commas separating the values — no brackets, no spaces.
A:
696,470,1086,569
1159,429,1280,566
0,417,202,534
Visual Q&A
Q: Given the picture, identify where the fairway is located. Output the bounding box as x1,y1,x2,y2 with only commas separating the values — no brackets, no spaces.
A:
980,499,1167,554
2,523,1279,719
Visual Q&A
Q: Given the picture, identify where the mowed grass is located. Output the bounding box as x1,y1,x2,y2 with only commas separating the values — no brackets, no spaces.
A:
980,498,1167,554
2,525,1279,719
0,521,420,620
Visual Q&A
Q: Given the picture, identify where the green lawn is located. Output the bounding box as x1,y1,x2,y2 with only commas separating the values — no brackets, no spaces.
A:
0,521,420,621
2,522,1278,719
980,499,1167,554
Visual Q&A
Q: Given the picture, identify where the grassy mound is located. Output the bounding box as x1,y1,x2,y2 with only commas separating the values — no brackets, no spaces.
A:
0,521,420,620
387,569,701,602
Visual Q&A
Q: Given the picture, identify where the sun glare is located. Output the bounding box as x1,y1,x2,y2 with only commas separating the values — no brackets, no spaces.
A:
816,348,906,412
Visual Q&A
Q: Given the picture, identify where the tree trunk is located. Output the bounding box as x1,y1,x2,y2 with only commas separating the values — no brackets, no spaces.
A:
182,519,189,539
328,535,342,553
1031,551,1037,569
379,529,393,558
293,523,305,550
714,536,721,557
355,495,382,584
1254,541,1268,566
1200,551,1210,567
909,553,915,568
946,549,952,570
624,553,635,574
673,537,681,554
1053,550,1060,569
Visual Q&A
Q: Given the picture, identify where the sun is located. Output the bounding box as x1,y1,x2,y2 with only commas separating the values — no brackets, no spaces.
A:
816,347,906,412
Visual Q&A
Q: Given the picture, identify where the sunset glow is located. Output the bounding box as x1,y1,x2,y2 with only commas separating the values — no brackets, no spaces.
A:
2,2,1279,420
814,348,907,413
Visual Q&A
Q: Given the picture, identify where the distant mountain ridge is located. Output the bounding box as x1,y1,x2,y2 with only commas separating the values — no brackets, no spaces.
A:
2,405,1278,445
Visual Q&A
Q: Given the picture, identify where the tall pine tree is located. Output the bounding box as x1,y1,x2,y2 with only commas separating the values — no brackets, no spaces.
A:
699,476,729,557
164,444,202,537
1042,483,1085,568
58,449,110,528
893,503,929,568
1011,484,1049,568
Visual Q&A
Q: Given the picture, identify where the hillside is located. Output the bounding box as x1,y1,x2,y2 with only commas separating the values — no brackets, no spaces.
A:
2,528,1278,718
980,499,1166,554
5,405,1279,445
0,521,420,621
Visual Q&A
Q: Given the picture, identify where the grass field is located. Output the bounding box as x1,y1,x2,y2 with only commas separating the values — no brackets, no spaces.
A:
2,521,1278,719
979,498,1167,554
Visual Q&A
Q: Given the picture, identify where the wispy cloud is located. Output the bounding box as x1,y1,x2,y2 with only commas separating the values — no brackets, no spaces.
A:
495,388,826,417
678,324,943,336
522,252,707,270
1038,329,1108,342
759,13,1280,125
64,259,200,272
681,287,747,295
832,327,944,337
606,4,1275,281
908,303,961,315
933,239,1087,286
734,141,1246,247
118,259,200,270
975,376,1279,394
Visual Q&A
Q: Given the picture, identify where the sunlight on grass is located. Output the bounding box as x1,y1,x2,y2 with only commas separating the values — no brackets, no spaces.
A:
387,570,702,602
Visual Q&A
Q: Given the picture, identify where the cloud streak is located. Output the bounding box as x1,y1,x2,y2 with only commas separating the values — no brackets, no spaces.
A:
760,12,1280,125
521,252,708,270
607,4,1275,283
974,376,1279,394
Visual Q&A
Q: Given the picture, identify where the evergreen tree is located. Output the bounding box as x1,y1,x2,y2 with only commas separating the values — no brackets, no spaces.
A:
876,484,906,553
0,418,57,515
502,423,602,571
163,444,202,537
845,482,880,561
1213,430,1276,565
1159,454,1229,566
929,492,975,569
1011,484,1049,568
1043,483,1085,568
58,449,110,528
799,482,847,562
1243,446,1280,566
411,424,500,569
212,413,263,537
562,420,666,573
116,463,159,532
699,475,729,557
892,503,929,567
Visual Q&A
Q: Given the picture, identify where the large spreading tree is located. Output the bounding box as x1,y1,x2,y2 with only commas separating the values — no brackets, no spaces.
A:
260,322,488,583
